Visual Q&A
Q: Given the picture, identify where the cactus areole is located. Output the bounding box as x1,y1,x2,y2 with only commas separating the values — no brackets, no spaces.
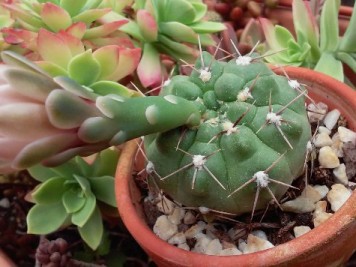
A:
144,52,311,214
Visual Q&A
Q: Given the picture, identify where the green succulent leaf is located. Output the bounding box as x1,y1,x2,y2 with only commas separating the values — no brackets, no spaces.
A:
27,202,69,234
73,174,92,195
72,7,110,24
189,21,226,34
71,192,96,227
89,175,116,207
91,149,119,177
60,0,87,17
41,3,72,32
28,165,60,182
191,2,207,23
160,21,198,43
78,206,103,250
336,52,356,72
62,188,86,213
90,81,137,97
75,156,91,177
68,50,101,86
319,0,340,51
32,177,67,204
338,1,356,52
36,61,68,77
163,0,195,24
275,25,295,47
314,52,343,81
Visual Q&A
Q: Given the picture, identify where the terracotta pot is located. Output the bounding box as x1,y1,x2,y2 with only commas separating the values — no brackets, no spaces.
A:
0,250,16,267
115,67,356,267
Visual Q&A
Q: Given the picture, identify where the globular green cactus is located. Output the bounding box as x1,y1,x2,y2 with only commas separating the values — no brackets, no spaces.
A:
144,51,312,214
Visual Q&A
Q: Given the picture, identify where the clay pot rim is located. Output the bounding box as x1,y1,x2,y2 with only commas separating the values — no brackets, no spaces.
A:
115,67,356,266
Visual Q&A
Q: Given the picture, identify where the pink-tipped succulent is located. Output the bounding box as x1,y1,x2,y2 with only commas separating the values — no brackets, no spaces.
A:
100,0,226,88
0,3,14,52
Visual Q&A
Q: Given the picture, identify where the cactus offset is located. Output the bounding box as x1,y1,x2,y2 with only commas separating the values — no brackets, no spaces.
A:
144,51,311,214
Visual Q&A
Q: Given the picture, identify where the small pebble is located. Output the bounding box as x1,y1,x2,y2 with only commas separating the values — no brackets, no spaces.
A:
327,184,352,212
338,127,356,145
0,198,10,208
244,234,274,254
314,133,333,147
323,109,341,130
333,164,348,185
251,230,268,240
219,247,242,256
183,211,197,225
318,126,331,135
293,226,312,238
184,221,206,239
205,239,223,255
192,234,212,254
307,102,328,122
153,215,178,241
318,146,340,168
238,239,248,253
156,196,176,215
168,207,185,225
331,133,344,157
281,197,315,213
312,185,329,199
168,232,186,245
178,243,190,251
301,185,322,203
313,201,333,227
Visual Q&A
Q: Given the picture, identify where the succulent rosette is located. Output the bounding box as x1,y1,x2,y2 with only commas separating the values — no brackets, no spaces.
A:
100,0,226,87
0,51,200,174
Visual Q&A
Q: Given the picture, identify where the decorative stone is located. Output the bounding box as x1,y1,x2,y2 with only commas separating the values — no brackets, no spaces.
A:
153,215,178,241
307,102,328,122
318,126,331,135
183,211,197,225
219,247,242,256
314,133,333,147
338,126,356,145
301,185,322,203
238,239,248,253
168,232,186,245
323,109,340,130
331,133,344,157
244,234,274,254
251,230,268,240
312,185,329,199
178,243,190,251
293,226,312,238
192,234,212,253
168,207,185,225
333,164,348,185
281,197,315,213
156,196,176,215
318,146,340,168
0,198,10,208
205,239,223,255
313,201,333,227
184,221,206,238
327,184,352,212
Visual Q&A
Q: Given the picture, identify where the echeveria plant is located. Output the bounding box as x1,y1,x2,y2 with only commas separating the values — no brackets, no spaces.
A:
27,148,119,250
260,0,356,84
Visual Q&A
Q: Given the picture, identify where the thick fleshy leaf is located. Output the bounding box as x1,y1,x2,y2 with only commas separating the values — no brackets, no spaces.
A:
137,43,162,87
89,176,116,207
59,0,87,16
72,8,111,24
32,177,67,204
78,117,121,143
46,89,98,129
28,164,60,182
41,3,72,32
37,29,72,69
27,202,69,234
68,50,101,86
163,0,195,24
62,188,86,213
4,68,57,102
73,174,91,194
13,133,79,169
71,192,96,227
110,47,141,81
65,22,87,39
319,0,340,51
2,3,43,29
57,31,85,57
338,1,356,52
78,206,103,250
137,10,158,42
53,76,97,100
314,53,343,81
0,103,59,139
92,45,120,81
336,52,356,72
83,20,128,39
292,0,320,59
90,81,138,97
91,149,119,177
189,21,226,34
160,21,197,43
37,61,68,77
157,35,197,61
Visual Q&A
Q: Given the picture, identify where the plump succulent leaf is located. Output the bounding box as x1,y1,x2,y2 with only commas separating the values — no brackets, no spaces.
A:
78,206,103,250
319,0,340,51
89,176,116,207
32,177,67,204
314,53,343,81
